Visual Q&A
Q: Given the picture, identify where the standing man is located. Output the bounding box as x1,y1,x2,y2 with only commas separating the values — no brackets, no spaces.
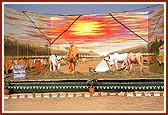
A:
66,41,79,73
35,59,42,75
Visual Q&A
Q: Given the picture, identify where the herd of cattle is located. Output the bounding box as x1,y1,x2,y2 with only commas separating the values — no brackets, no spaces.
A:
4,52,161,75
4,55,65,75
4,57,48,75
101,52,144,74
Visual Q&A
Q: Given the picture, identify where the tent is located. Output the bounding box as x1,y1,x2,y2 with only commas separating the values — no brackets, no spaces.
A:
95,59,111,72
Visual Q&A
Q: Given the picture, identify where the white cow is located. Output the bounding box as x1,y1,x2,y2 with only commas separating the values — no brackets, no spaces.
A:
49,55,59,72
104,53,128,71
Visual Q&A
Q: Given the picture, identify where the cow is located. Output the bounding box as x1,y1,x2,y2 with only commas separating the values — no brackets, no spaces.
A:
157,55,164,65
49,55,59,72
4,58,13,74
121,52,144,74
143,55,154,64
26,58,35,69
104,53,129,71
13,58,35,70
40,58,49,67
157,45,164,65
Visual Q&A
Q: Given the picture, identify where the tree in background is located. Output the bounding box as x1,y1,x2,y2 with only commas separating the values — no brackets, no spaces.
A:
149,37,164,55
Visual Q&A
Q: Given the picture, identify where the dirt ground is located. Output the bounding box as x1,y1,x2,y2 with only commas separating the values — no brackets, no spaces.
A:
4,96,165,112
44,58,151,74
59,58,101,74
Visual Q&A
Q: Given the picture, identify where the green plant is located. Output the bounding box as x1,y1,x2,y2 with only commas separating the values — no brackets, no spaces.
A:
4,81,11,95
4,81,10,89
87,74,98,88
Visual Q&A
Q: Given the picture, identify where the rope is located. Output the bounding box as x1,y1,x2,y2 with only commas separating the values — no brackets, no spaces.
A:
50,15,82,45
21,4,162,45
22,11,82,45
148,10,164,42
22,11,51,45
109,13,148,43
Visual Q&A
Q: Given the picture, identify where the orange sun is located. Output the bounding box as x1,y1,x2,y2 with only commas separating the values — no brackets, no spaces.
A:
70,21,104,36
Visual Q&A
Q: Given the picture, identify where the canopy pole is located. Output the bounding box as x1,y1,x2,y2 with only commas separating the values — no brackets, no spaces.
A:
17,41,19,60
27,43,28,58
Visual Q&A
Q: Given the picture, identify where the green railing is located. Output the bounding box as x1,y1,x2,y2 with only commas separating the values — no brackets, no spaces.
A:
4,79,164,94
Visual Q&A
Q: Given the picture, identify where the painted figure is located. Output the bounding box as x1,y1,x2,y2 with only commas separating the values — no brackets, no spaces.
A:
66,41,79,73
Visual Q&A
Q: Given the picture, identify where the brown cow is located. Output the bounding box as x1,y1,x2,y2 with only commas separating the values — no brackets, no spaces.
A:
143,55,154,64
157,54,164,65
14,58,27,67
121,52,144,74
13,58,35,69
4,58,13,74
26,58,35,69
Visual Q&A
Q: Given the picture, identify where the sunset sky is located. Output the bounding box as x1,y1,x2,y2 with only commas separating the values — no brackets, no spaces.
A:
3,3,164,56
